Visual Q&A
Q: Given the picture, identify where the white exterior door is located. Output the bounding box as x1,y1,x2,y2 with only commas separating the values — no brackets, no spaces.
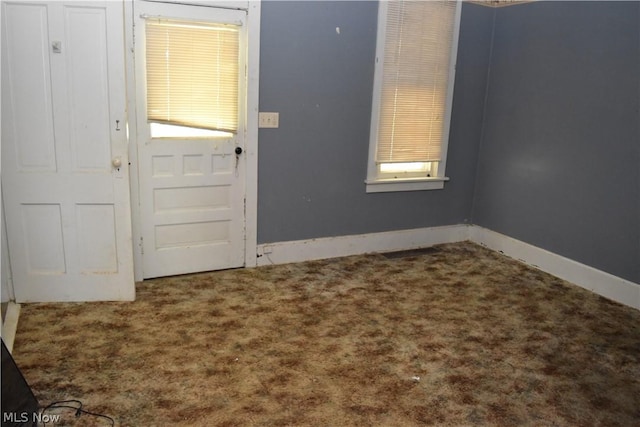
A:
134,2,247,279
1,1,134,302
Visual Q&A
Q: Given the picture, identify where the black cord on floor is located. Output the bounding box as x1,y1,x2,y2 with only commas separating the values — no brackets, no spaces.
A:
40,399,115,426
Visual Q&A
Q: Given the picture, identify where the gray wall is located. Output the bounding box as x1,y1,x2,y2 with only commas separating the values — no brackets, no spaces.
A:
258,1,493,243
257,1,639,284
472,1,640,283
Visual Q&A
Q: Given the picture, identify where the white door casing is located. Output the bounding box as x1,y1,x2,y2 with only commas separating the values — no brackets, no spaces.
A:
134,1,248,279
1,1,134,302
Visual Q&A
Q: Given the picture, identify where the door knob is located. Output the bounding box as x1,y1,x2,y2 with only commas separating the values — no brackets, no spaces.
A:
112,157,122,168
235,146,243,155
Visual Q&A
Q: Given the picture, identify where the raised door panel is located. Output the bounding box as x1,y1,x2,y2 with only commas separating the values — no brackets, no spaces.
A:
64,5,112,172
3,3,57,172
21,204,66,274
76,204,118,273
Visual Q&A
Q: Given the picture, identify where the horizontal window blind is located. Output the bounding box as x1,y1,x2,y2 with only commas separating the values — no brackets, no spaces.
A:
145,19,239,134
376,1,457,164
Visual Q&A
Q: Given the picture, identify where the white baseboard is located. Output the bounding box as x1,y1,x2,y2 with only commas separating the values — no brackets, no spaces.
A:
4,225,636,352
255,224,639,311
256,224,470,267
468,226,640,311
1,302,21,352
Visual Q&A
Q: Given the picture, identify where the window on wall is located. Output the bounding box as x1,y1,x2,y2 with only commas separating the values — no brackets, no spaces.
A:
366,0,462,193
145,18,240,139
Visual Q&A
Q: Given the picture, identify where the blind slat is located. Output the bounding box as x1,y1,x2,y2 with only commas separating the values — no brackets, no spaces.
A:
376,1,457,164
145,19,239,133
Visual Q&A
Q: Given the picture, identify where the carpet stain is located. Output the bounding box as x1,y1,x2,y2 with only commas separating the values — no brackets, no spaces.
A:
12,242,640,426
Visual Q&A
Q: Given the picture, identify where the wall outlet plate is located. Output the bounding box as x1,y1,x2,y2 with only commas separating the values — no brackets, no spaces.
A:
258,112,279,128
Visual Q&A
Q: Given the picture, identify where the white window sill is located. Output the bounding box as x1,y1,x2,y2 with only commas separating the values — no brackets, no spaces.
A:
365,177,449,193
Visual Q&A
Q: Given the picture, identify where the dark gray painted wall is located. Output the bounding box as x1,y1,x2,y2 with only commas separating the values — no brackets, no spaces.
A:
258,1,493,243
471,1,640,283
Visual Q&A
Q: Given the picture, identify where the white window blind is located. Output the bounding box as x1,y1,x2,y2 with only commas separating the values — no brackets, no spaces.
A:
376,0,457,164
145,19,240,134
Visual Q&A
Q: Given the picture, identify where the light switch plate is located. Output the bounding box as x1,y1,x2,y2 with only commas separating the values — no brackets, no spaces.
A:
259,112,279,128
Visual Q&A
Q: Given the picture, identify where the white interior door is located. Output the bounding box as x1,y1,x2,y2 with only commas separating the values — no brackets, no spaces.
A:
134,2,247,279
1,1,134,302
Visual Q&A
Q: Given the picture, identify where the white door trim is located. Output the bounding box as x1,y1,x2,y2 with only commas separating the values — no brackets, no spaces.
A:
243,0,260,268
124,0,260,280
124,0,144,281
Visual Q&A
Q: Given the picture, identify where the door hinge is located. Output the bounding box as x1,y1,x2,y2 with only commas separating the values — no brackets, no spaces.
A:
139,236,144,255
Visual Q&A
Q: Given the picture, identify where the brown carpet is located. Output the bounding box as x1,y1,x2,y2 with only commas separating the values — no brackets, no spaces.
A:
12,242,640,426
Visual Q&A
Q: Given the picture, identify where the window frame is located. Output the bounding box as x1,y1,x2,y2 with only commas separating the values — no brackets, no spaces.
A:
365,0,462,193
